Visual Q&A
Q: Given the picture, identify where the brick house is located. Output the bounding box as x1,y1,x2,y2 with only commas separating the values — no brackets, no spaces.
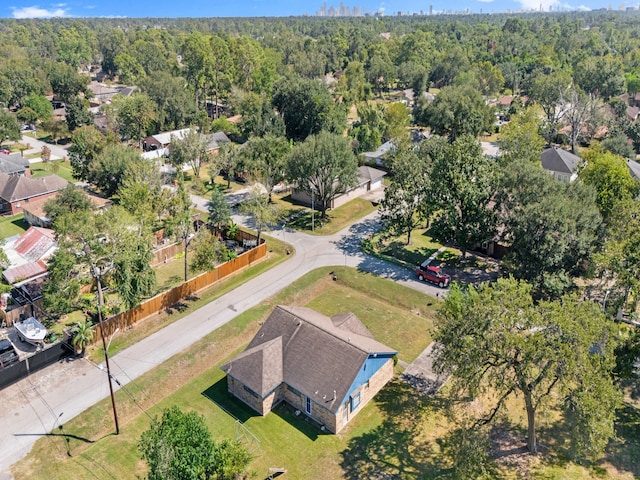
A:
221,305,397,433
0,173,67,215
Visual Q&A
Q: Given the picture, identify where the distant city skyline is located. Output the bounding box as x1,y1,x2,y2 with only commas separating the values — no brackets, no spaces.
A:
2,0,640,19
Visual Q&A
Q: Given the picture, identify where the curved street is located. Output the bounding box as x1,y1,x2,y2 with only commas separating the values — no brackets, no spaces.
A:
0,210,445,478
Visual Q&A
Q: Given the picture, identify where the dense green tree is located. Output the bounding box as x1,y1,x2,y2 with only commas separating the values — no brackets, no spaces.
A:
237,91,284,139
168,128,210,179
99,28,128,78
65,96,93,132
349,102,385,153
48,62,89,102
139,406,250,480
68,125,109,181
434,278,620,457
383,103,410,142
112,93,156,147
579,146,638,222
117,160,166,235
191,230,230,273
336,61,370,104
286,131,358,218
573,55,625,100
56,26,93,70
380,142,430,245
498,160,602,299
16,106,37,125
497,106,545,164
114,53,146,85
44,207,155,315
43,184,93,225
241,134,290,202
206,188,232,231
23,94,53,123
272,75,345,142
141,72,197,131
0,110,20,147
89,143,140,197
416,85,494,142
427,136,497,257
240,186,279,245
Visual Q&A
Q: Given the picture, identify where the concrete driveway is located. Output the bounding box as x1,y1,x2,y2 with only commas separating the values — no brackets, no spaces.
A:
0,210,446,477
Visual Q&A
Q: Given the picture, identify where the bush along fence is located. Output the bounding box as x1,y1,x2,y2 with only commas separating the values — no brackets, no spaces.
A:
92,232,266,344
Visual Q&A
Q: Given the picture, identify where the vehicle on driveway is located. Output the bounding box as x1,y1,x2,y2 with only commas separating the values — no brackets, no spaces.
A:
415,263,451,288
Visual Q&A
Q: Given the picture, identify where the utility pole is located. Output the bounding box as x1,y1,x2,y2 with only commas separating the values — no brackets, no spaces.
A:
95,270,119,435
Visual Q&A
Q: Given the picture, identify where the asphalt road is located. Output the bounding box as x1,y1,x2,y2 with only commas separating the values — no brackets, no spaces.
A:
0,210,445,478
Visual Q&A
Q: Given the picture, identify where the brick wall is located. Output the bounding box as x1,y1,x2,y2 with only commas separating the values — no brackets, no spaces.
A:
335,358,394,433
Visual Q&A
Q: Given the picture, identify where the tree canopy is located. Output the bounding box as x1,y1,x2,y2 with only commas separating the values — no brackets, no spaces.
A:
434,277,620,458
286,131,358,218
139,406,250,480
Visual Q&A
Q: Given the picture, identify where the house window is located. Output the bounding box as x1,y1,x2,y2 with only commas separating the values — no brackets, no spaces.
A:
350,392,361,412
306,396,312,415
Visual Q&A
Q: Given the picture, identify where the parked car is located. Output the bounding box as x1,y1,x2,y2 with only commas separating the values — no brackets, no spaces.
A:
415,264,451,288
0,148,10,155
0,339,19,368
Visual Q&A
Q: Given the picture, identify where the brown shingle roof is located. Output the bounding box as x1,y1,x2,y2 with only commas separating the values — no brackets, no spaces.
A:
221,306,396,413
0,173,67,203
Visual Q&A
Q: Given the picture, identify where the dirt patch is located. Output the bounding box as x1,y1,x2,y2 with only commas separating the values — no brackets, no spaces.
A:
436,253,501,287
490,426,544,478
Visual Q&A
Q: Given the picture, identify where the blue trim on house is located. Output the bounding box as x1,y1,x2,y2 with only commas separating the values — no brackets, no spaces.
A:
340,353,396,406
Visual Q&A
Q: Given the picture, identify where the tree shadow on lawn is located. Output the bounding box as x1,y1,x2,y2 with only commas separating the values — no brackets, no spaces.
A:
381,241,437,266
271,402,330,441
340,378,453,479
201,377,259,424
603,401,640,477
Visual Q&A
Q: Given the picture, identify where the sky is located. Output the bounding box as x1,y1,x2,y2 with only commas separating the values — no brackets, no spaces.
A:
1,0,631,20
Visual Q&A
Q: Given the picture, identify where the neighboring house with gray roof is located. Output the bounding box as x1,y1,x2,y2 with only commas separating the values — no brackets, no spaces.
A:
291,165,386,211
0,173,68,215
362,141,395,166
204,131,230,153
142,128,191,152
541,147,582,182
221,305,397,433
0,154,30,177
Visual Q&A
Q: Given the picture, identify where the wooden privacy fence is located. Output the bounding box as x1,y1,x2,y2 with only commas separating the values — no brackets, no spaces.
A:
150,242,182,267
93,241,266,342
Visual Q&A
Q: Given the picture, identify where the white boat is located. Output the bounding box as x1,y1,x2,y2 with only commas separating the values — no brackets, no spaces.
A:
14,317,48,347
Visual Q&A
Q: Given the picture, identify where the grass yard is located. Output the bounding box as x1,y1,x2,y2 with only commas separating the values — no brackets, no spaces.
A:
284,197,378,235
89,232,291,363
13,267,436,480
30,160,75,183
0,213,28,240
11,266,640,479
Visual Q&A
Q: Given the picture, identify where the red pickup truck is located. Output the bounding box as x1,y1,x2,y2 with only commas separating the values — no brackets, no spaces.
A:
415,264,451,288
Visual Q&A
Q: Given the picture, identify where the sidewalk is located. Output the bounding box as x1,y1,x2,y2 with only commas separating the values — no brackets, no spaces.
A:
13,135,68,163
0,210,447,477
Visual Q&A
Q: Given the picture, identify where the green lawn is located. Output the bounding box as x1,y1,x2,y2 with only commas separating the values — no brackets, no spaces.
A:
12,267,640,480
30,160,75,183
0,213,28,240
284,197,378,235
13,267,436,480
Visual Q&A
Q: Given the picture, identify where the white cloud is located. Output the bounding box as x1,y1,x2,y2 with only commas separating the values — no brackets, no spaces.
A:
518,0,559,10
477,0,494,3
12,5,67,18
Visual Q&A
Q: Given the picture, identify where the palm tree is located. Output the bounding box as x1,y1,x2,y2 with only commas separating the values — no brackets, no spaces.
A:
72,320,94,356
